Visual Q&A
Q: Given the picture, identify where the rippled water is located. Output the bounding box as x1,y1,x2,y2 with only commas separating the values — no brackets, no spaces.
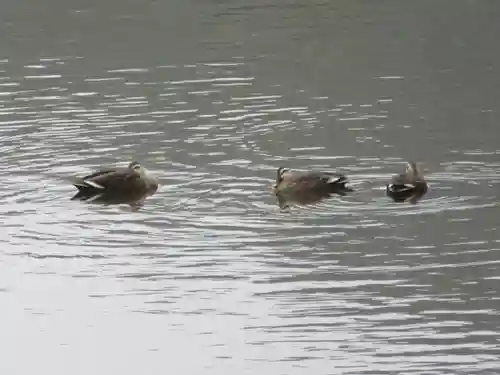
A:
1,1,500,374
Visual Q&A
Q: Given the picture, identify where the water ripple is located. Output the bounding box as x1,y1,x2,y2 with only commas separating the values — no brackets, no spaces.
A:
0,54,499,374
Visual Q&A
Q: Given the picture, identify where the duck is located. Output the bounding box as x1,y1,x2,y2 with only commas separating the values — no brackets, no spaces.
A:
386,161,427,203
71,161,158,204
272,166,353,208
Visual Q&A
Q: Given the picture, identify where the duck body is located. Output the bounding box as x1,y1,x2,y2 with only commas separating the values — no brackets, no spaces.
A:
272,166,353,207
386,161,427,203
71,161,158,203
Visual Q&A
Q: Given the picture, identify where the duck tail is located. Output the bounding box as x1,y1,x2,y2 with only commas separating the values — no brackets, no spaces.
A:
327,175,353,194
71,180,102,201
71,186,94,200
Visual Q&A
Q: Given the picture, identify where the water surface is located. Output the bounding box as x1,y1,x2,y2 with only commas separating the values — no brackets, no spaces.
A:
1,1,500,374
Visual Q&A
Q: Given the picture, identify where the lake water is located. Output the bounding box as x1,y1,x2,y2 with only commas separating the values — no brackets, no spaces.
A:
1,1,500,374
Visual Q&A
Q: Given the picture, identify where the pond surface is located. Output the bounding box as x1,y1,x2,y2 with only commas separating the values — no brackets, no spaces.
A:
1,1,500,374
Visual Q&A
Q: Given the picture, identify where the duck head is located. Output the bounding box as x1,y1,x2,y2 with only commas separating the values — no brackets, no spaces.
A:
272,166,289,194
405,161,425,182
128,161,147,176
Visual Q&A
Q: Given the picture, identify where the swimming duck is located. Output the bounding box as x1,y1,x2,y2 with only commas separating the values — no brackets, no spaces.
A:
71,161,158,204
272,166,353,208
386,161,427,203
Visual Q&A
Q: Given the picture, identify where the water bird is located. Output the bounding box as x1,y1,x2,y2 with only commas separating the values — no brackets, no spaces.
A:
386,161,428,203
71,161,158,206
272,166,353,208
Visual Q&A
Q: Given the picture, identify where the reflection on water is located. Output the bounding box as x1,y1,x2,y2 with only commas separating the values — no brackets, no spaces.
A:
1,0,500,374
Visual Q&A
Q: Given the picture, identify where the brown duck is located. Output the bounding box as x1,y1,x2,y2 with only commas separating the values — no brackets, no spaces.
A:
272,166,353,208
386,161,428,203
71,161,158,204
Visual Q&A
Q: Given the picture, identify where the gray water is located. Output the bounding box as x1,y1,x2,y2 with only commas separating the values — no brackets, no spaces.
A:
1,1,500,374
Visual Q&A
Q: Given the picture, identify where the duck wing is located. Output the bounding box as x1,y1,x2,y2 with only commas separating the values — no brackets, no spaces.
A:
387,184,414,193
80,167,119,181
280,171,346,193
75,167,144,192
386,173,415,192
320,172,348,184
295,171,346,185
